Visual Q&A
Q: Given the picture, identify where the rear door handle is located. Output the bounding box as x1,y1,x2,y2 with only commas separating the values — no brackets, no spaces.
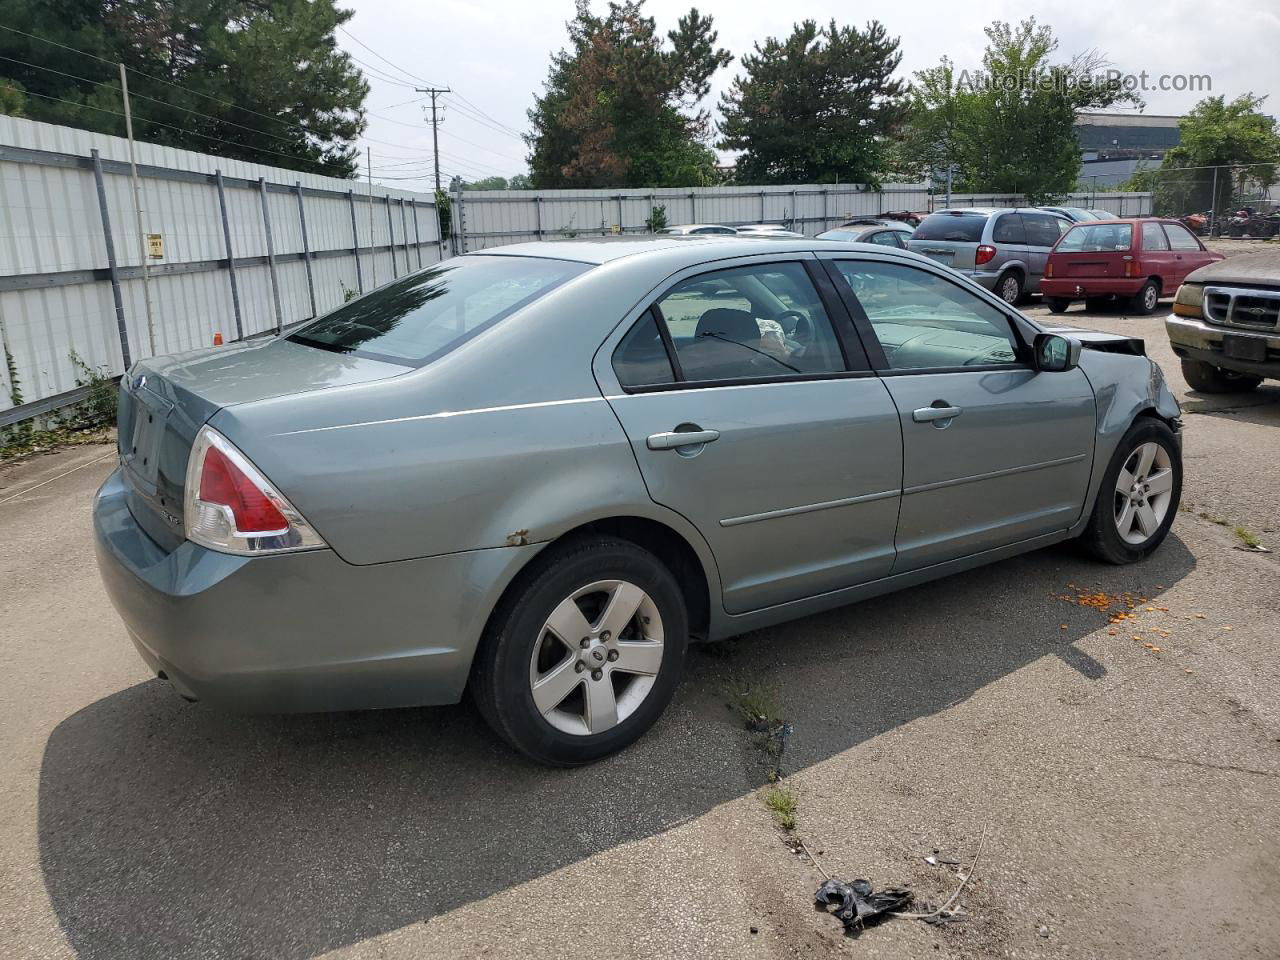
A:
647,429,720,450
912,405,962,423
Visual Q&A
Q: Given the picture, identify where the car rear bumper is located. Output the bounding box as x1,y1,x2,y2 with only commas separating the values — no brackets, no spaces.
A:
93,467,539,713
1040,278,1144,298
1166,315,1280,380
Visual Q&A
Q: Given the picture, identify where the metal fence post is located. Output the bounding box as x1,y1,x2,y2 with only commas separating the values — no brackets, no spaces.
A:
535,195,543,240
823,186,830,231
294,182,317,319
347,189,364,294
690,191,696,223
258,177,284,334
1209,165,1219,236
400,198,412,271
647,193,655,232
385,196,399,278
790,189,798,231
455,189,467,254
410,199,423,268
616,194,624,234
215,170,244,341
90,149,132,370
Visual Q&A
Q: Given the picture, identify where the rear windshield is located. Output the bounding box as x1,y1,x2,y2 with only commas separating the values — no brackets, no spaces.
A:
1056,223,1133,253
912,213,987,242
289,255,589,367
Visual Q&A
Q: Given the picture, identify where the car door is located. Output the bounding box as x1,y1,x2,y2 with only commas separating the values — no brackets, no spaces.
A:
1139,221,1176,287
821,254,1097,573
596,256,904,614
1021,213,1066,288
1162,222,1213,286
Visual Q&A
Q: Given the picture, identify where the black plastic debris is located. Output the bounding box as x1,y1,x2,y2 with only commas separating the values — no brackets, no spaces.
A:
814,878,913,932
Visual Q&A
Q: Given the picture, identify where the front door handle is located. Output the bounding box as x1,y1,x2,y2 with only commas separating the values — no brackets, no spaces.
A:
912,405,962,423
647,429,720,450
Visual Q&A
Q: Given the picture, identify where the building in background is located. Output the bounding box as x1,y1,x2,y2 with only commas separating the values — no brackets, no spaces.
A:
1075,112,1183,188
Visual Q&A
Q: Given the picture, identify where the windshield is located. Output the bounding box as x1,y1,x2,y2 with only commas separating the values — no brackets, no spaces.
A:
912,213,987,242
1056,223,1133,253
288,255,589,367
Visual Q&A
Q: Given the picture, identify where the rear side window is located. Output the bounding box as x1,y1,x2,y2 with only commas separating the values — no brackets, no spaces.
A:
1056,223,1134,253
1163,223,1202,251
1022,214,1064,247
289,256,588,367
869,230,907,248
1141,222,1170,250
913,213,987,242
612,312,676,388
992,214,1026,244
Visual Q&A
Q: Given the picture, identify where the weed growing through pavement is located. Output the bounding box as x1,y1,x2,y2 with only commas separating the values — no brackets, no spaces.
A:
764,784,797,831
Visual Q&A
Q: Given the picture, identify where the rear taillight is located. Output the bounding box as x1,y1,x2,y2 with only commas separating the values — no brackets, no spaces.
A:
1045,261,1053,278
975,244,997,265
1125,260,1140,278
184,426,325,555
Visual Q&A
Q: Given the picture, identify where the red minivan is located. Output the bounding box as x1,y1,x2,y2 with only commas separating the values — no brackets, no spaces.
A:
1041,218,1223,315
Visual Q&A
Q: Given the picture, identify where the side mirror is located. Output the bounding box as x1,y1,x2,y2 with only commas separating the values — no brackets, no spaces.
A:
1033,332,1081,372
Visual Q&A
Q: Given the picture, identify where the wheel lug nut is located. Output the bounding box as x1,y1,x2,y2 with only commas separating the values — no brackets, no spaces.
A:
591,669,603,681
580,637,590,648
575,662,586,673
607,650,619,662
600,630,611,641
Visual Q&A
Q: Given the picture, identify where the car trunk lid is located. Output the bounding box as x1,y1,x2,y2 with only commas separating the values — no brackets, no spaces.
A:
116,337,410,552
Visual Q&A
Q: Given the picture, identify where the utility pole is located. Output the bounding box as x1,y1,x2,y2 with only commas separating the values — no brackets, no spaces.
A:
119,63,156,356
415,86,451,195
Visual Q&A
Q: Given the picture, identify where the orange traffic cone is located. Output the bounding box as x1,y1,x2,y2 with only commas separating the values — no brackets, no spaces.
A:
213,332,224,346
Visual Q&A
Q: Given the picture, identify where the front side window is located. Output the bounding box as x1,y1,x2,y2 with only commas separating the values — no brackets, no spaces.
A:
834,261,1022,370
1056,223,1134,253
1163,223,1202,251
1141,222,1170,251
635,262,847,384
289,256,588,367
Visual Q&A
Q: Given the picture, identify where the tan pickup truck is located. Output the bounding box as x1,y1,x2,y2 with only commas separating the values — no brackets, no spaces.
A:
1167,251,1280,392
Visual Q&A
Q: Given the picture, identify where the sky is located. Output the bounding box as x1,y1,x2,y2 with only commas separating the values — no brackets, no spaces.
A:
340,0,1280,191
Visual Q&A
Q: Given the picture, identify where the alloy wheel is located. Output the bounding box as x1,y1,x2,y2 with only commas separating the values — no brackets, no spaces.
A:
1113,441,1175,545
528,580,664,736
1000,275,1020,303
1143,283,1158,311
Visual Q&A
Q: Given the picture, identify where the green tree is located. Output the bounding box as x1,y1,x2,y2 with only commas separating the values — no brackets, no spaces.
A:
717,20,905,186
1129,94,1280,217
900,19,1136,201
463,176,510,191
526,0,730,188
0,0,368,177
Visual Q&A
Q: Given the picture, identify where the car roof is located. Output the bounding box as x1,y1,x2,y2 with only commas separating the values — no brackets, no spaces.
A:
1061,217,1177,226
469,235,931,267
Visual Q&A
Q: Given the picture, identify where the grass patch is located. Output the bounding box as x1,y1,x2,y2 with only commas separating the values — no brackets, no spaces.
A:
1197,511,1230,526
763,785,797,831
723,674,784,730
0,352,117,462
1234,526,1262,549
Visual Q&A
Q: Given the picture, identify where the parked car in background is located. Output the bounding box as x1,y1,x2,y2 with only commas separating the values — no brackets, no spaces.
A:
657,224,737,236
1041,219,1223,315
907,208,1070,303
816,222,914,248
1040,206,1100,223
1089,209,1120,220
1166,250,1280,392
736,223,805,238
94,236,1184,766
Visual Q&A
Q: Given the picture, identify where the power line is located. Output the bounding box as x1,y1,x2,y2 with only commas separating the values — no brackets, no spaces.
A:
440,97,526,143
337,26,443,89
448,91,525,138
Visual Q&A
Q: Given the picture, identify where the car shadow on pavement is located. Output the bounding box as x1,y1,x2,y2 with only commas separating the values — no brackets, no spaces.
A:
1180,383,1280,427
37,536,1195,959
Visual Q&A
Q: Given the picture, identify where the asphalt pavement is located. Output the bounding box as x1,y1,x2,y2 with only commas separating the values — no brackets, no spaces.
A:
1,298,1277,960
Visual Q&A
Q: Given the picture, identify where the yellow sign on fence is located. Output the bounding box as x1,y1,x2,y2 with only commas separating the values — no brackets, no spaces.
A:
146,234,163,259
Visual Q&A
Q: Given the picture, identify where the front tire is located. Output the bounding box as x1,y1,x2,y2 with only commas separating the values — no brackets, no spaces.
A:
472,537,688,766
1079,419,1182,564
1180,357,1262,394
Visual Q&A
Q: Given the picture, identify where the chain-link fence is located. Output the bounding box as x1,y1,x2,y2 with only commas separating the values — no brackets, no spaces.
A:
1128,162,1280,238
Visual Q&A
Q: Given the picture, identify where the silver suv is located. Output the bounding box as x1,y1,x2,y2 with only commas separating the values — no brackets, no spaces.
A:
907,208,1070,303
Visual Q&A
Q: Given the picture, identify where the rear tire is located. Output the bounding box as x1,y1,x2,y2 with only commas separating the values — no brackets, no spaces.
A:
1046,297,1071,314
996,271,1023,305
1180,357,1262,394
1078,418,1182,564
1129,279,1160,315
471,537,688,766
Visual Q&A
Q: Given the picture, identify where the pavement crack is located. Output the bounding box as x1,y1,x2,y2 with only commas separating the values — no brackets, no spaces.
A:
1129,753,1279,779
